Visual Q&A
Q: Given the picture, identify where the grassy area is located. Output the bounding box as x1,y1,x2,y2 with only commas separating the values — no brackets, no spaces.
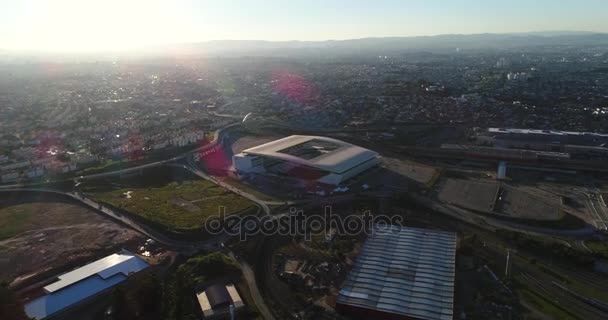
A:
519,210,588,230
585,240,608,259
510,241,608,303
517,286,583,320
83,168,257,232
0,201,96,240
0,204,35,240
425,169,442,188
277,242,334,262
223,177,282,202
76,159,126,176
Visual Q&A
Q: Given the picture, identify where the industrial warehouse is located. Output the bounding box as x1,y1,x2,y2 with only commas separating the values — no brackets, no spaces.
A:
232,135,380,185
336,225,457,320
24,251,149,320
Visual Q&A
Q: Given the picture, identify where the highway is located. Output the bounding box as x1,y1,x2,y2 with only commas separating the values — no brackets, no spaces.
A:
227,251,276,320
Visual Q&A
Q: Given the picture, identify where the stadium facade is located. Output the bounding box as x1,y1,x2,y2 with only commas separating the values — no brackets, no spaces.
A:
232,135,380,185
336,225,457,320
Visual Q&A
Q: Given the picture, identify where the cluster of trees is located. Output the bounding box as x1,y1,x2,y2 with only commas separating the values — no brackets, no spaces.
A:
0,282,28,320
496,230,595,267
162,252,241,320
111,252,241,320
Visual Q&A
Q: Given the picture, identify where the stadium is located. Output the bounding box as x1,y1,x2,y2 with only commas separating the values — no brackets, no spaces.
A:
232,135,380,185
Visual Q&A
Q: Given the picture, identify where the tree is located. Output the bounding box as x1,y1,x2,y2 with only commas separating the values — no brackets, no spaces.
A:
0,282,29,320
161,253,241,320
111,273,162,320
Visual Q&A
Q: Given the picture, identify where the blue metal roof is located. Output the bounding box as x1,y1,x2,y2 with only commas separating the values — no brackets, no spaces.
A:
25,252,149,320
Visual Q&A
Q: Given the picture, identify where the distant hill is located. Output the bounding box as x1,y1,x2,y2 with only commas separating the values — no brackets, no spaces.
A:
3,31,608,60
151,32,608,57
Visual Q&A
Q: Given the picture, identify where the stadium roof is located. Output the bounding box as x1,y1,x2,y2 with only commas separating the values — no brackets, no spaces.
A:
238,135,378,174
25,252,149,320
337,225,457,320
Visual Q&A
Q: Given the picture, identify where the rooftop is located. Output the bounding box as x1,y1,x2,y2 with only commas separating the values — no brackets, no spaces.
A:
25,252,149,320
488,128,608,138
44,252,148,293
337,225,457,320
239,135,379,173
196,283,244,318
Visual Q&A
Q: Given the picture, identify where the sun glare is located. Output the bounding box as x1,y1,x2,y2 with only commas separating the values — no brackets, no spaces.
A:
5,0,198,52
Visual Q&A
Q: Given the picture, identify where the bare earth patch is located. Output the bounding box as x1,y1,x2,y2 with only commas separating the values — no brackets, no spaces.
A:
495,185,563,221
437,179,499,212
382,156,439,185
0,201,141,283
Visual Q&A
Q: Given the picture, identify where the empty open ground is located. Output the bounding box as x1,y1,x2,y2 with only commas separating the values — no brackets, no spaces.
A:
437,179,499,213
382,156,439,185
0,197,140,283
495,186,563,221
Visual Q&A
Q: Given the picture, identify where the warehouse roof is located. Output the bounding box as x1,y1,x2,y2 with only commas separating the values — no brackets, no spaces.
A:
488,128,608,138
238,135,378,174
196,283,244,317
44,252,148,293
25,252,149,320
337,225,457,320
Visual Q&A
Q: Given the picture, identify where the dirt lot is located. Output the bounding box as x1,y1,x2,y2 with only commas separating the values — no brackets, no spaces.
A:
382,156,439,185
0,199,141,284
495,185,563,221
437,179,499,212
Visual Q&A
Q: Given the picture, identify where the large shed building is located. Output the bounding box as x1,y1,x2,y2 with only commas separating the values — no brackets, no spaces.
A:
336,225,457,320
24,251,149,320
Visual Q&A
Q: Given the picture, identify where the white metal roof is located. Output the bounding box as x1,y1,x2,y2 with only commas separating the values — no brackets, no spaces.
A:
239,135,379,174
44,252,149,293
488,128,608,137
337,225,457,320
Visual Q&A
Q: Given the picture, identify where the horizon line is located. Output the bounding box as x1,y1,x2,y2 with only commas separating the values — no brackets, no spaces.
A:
1,29,606,55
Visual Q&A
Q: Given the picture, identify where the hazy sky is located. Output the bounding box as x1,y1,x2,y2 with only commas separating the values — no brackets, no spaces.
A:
1,0,607,52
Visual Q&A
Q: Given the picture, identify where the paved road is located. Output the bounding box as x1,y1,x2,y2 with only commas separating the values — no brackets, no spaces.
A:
227,251,276,320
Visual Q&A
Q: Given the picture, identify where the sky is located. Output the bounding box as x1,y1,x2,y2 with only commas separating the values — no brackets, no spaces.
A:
1,0,607,52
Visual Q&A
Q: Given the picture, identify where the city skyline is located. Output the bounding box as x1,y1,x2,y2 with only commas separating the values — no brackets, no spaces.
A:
1,0,608,52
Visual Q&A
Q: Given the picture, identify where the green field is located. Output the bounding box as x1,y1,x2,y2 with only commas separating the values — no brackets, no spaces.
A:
83,168,257,232
0,204,36,240
0,201,98,240
517,286,582,320
585,240,608,259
